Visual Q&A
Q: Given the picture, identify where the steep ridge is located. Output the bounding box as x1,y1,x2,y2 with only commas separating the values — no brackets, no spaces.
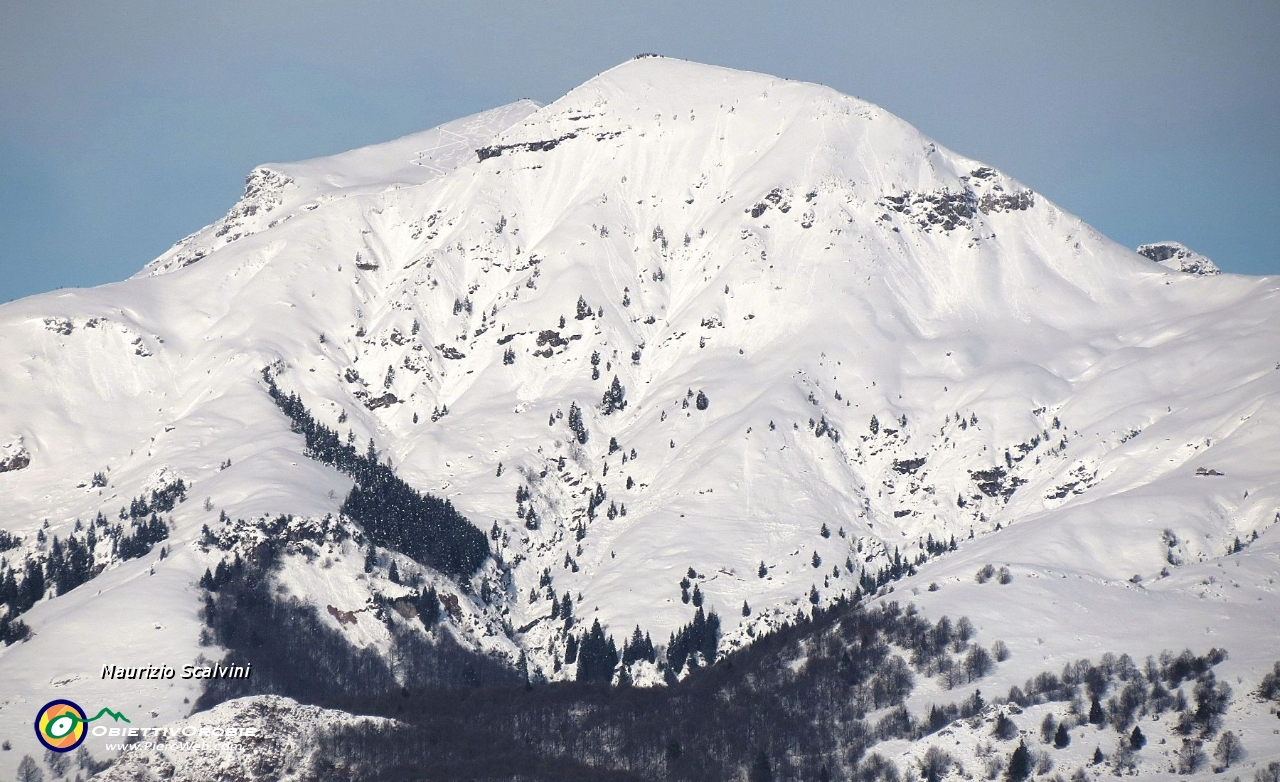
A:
0,57,1278,775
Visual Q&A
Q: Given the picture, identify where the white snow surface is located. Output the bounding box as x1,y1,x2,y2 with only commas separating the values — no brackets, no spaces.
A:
1,57,1279,776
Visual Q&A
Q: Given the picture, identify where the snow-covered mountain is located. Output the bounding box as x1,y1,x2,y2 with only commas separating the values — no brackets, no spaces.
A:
1,57,1278,778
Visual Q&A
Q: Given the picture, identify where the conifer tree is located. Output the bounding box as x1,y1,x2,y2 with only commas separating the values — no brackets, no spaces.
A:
602,376,627,414
568,402,589,444
1053,722,1071,749
1006,741,1031,782
1088,696,1106,725
564,633,579,665
415,586,440,625
576,619,619,683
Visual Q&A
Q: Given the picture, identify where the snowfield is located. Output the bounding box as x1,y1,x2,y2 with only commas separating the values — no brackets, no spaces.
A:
0,56,1277,778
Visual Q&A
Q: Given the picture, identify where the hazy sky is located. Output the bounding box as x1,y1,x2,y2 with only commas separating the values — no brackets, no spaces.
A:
2,2,1277,302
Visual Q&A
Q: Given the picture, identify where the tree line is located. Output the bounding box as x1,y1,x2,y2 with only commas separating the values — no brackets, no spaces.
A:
265,370,489,578
185,529,1251,782
1,512,169,646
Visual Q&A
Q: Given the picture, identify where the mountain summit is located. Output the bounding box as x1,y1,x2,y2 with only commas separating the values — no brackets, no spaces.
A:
1,57,1277,775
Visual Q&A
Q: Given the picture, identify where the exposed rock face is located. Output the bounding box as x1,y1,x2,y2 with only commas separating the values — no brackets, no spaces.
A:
147,168,297,273
0,439,29,473
1138,241,1222,275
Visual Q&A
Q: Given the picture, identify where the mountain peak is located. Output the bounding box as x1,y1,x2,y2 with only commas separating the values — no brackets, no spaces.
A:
596,54,776,83
502,54,877,146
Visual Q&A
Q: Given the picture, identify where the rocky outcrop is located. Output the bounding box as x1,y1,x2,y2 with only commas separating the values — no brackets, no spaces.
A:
0,439,29,473
1138,241,1221,275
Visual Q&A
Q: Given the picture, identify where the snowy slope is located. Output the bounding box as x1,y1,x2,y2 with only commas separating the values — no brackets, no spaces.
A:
141,99,541,276
1,57,1278,776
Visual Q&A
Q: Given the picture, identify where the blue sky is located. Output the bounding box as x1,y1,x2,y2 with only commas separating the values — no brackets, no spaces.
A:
2,2,1277,302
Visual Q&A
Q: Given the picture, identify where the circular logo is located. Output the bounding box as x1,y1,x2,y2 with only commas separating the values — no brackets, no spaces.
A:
35,700,88,753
